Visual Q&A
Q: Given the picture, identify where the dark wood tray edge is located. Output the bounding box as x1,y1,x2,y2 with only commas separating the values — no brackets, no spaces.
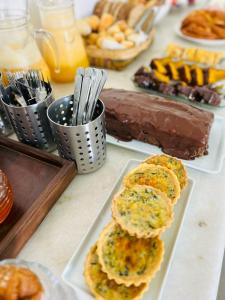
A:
0,136,63,167
0,137,76,258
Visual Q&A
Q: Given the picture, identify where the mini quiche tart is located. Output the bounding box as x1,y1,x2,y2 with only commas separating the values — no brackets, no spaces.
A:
112,185,173,238
123,163,180,205
97,222,164,287
84,244,148,300
144,154,188,190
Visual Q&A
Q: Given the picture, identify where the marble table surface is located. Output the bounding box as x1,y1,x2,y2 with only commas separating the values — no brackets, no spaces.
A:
17,7,225,300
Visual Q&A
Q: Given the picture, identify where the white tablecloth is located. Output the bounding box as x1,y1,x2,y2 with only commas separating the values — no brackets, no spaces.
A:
17,9,225,300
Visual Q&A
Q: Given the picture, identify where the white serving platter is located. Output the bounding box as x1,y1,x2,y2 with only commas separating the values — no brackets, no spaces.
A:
175,24,225,46
107,115,225,174
62,159,195,300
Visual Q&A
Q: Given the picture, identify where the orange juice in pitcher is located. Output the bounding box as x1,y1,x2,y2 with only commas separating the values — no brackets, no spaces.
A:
38,0,89,83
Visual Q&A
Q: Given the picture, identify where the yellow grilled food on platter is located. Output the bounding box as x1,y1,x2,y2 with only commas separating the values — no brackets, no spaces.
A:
123,163,181,205
84,244,148,300
97,222,164,287
112,185,173,238
150,57,225,86
166,43,225,65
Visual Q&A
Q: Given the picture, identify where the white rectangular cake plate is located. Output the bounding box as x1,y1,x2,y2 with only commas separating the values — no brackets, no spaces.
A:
107,115,225,174
62,159,195,300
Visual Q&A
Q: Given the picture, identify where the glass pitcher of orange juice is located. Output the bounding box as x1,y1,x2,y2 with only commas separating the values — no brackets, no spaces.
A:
0,9,59,83
37,0,89,83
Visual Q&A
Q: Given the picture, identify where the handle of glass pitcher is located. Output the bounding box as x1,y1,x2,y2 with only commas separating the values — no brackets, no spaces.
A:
34,29,60,74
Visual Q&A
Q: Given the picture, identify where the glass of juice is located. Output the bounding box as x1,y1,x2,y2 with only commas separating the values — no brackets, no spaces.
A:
37,0,89,83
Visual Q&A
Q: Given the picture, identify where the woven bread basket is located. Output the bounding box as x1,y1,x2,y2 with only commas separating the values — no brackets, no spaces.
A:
86,29,155,70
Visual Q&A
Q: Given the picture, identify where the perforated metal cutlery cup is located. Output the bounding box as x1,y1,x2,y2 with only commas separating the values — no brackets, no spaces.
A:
1,86,55,151
0,100,13,136
47,95,106,174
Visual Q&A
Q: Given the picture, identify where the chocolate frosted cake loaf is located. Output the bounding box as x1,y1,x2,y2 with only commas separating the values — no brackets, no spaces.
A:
100,89,214,160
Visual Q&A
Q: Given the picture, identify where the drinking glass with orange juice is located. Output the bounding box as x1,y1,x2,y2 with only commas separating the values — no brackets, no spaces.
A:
0,9,60,83
37,0,89,83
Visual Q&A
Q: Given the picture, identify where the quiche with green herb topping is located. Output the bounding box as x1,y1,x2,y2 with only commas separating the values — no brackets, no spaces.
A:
97,222,164,287
84,244,148,300
112,185,173,238
145,154,188,190
124,163,180,205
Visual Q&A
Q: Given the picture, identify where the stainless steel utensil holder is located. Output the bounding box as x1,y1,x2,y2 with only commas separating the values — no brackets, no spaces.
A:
1,86,55,151
47,95,106,174
0,100,13,136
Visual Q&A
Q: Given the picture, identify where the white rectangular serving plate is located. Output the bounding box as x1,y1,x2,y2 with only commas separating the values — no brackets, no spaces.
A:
107,115,225,174
62,159,195,300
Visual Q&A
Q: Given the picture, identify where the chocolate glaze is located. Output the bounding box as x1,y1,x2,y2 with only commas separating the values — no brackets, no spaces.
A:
100,89,214,160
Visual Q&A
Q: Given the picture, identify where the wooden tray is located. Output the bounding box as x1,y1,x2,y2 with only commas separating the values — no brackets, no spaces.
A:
0,137,76,259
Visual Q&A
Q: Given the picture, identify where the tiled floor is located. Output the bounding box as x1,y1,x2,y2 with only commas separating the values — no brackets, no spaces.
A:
217,253,225,300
